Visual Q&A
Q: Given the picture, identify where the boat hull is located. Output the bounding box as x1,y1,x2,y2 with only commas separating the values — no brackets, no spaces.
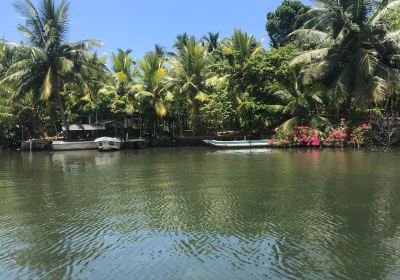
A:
52,141,98,151
203,139,270,148
98,141,123,151
95,137,124,151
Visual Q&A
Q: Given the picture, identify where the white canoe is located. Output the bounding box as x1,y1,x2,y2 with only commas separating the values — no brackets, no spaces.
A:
52,140,98,151
203,139,270,148
95,137,124,151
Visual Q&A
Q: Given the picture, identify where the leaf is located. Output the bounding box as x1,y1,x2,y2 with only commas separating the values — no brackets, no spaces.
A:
165,91,174,102
289,29,333,44
126,104,134,115
59,57,74,74
195,91,209,102
40,68,52,100
155,101,167,118
265,104,286,113
290,48,330,66
113,71,128,83
134,91,153,101
279,118,298,134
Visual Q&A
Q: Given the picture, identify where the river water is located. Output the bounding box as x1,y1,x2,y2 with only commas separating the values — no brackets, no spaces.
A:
0,148,399,279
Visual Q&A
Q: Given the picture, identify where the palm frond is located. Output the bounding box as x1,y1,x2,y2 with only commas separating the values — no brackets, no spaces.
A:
278,118,299,134
290,48,330,65
40,67,52,100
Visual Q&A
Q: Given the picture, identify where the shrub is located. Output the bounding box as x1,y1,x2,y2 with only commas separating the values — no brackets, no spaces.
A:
271,125,323,147
324,118,348,146
349,123,370,146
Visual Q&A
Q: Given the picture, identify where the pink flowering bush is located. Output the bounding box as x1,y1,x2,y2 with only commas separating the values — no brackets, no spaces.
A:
324,118,348,146
271,119,372,148
288,126,323,146
324,130,347,146
271,126,323,147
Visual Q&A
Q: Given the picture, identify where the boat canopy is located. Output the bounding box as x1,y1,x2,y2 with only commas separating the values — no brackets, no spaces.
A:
62,124,106,131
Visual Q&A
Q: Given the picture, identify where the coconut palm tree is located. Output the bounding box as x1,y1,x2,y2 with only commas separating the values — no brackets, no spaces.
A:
265,74,329,132
63,53,109,123
221,29,260,67
169,38,211,135
219,29,262,102
215,29,263,129
110,49,135,95
99,49,136,116
1,0,102,136
290,0,400,113
135,51,173,119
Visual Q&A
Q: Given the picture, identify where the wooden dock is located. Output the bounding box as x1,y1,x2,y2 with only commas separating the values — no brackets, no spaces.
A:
124,138,147,149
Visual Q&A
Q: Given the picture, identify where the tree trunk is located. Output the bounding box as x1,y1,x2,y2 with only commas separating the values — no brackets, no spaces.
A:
191,101,201,136
55,79,68,139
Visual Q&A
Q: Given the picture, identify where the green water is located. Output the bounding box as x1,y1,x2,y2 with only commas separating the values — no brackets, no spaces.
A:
0,148,400,279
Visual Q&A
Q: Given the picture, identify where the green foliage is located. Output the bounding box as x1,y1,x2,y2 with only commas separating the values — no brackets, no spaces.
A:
1,0,103,134
1,0,400,143
135,51,173,119
170,37,211,135
291,0,400,114
266,0,310,48
237,98,266,132
201,32,220,53
200,78,235,133
265,74,330,133
384,7,400,31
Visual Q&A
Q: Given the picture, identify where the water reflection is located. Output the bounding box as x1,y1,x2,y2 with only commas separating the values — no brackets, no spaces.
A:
0,149,399,279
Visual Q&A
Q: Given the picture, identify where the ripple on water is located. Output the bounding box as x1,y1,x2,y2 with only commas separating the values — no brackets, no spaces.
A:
1,149,400,279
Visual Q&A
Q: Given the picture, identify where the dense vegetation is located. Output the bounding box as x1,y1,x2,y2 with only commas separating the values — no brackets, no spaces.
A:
1,0,400,147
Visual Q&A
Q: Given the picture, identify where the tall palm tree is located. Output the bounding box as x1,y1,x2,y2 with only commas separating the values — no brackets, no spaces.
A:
64,53,109,121
111,48,135,95
0,41,44,136
135,51,173,119
170,38,211,135
0,0,102,133
99,49,136,116
221,29,260,67
290,0,400,112
216,29,263,129
219,29,262,102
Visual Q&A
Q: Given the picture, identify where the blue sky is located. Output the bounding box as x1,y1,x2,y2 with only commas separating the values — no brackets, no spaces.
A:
0,0,313,60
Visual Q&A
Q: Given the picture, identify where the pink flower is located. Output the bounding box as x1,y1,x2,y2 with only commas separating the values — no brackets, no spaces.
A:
340,118,346,123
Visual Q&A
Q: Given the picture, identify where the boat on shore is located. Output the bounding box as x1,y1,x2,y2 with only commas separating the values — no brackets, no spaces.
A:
203,139,271,148
95,137,124,151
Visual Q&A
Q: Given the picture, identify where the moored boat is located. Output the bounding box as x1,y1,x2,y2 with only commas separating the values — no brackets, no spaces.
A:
95,137,124,151
52,140,98,151
52,123,106,151
203,139,271,148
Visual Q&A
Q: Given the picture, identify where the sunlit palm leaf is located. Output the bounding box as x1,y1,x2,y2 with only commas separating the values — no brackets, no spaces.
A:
40,67,52,100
